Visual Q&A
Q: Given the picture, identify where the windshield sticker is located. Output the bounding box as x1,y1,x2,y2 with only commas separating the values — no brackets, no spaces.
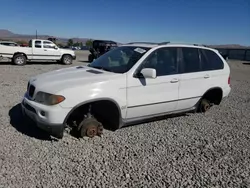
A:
134,48,146,53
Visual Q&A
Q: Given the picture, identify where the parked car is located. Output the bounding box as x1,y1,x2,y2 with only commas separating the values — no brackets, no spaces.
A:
0,39,76,65
88,40,118,62
0,41,19,46
21,42,231,139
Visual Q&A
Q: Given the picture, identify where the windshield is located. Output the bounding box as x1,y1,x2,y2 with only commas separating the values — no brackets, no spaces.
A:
88,46,151,73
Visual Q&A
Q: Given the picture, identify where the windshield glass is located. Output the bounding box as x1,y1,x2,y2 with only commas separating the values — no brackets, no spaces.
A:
88,46,151,73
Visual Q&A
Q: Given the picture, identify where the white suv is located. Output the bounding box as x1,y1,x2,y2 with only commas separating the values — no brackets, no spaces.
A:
21,42,231,139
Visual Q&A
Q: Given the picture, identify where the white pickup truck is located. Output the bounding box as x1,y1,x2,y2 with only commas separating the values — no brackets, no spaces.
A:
0,39,76,65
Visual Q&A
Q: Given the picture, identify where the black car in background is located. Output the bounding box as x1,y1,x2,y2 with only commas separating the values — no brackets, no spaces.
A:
88,40,118,62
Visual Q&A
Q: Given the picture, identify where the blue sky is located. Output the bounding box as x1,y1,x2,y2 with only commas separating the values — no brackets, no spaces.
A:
0,0,249,45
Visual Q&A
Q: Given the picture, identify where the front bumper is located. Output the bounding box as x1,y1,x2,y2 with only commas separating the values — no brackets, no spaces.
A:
21,94,70,138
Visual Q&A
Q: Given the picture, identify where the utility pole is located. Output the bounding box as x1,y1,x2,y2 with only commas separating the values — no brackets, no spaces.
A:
36,30,37,39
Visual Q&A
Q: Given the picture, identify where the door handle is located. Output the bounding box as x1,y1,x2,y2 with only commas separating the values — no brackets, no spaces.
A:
170,78,179,83
44,49,47,51
204,74,210,79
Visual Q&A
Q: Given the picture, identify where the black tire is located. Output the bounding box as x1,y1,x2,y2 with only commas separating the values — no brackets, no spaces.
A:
12,54,27,66
61,54,73,65
77,117,103,138
197,98,211,113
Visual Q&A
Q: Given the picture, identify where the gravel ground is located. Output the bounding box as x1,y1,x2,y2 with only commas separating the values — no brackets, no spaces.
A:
0,54,250,188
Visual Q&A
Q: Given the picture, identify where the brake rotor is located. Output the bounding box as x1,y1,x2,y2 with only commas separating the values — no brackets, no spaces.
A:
86,125,98,138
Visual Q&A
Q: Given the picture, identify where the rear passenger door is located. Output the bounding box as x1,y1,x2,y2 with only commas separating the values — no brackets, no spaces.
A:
32,40,46,60
199,48,226,91
177,47,208,110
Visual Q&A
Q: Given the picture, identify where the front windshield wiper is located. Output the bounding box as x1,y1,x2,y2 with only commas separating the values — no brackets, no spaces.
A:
89,65,113,72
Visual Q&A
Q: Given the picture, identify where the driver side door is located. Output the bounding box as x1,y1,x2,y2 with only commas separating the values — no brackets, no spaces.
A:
126,47,181,120
41,41,61,60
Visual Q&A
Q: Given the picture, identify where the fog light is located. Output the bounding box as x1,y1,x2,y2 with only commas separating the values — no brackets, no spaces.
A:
40,111,45,116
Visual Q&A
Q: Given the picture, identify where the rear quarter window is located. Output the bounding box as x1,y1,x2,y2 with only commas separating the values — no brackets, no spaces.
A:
200,49,224,71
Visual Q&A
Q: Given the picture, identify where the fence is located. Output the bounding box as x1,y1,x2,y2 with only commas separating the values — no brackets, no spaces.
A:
215,48,250,61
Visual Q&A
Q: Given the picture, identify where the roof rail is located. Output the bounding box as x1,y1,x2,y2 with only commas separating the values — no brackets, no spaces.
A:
161,42,208,47
125,41,209,47
157,41,170,45
126,42,159,45
193,43,208,47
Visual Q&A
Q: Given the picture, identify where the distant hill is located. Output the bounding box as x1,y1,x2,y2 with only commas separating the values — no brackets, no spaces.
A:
209,44,250,49
0,29,96,45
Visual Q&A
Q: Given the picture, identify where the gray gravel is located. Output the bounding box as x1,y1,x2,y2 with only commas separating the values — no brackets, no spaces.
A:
0,54,250,188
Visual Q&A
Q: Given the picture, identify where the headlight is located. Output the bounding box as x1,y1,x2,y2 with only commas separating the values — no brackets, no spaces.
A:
35,92,65,105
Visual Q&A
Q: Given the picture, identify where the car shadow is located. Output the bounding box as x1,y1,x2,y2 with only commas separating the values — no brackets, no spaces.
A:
8,103,57,141
78,60,89,63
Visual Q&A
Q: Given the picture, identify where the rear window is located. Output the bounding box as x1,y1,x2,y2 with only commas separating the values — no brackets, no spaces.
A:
200,49,224,71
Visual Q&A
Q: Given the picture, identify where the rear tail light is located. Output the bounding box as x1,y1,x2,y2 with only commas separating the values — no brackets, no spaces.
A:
228,76,230,85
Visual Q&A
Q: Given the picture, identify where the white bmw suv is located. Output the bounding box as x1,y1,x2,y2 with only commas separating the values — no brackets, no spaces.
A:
21,42,231,139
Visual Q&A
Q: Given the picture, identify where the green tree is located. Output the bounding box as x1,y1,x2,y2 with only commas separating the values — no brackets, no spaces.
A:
67,39,73,46
73,42,80,47
57,43,64,48
85,39,93,47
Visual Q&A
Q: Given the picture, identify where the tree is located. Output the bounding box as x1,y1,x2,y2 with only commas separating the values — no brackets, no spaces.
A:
85,39,93,47
73,42,80,47
67,39,73,46
57,43,64,48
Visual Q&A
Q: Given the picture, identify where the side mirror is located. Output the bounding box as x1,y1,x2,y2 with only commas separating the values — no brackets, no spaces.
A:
140,68,157,79
54,46,58,50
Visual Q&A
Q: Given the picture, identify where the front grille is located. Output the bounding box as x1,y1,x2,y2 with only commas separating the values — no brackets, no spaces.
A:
28,85,35,98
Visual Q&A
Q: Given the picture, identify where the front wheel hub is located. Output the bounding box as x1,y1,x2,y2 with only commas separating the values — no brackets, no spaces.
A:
78,117,104,138
86,125,97,138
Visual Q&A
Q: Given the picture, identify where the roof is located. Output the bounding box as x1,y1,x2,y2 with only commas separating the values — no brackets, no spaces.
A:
121,42,217,51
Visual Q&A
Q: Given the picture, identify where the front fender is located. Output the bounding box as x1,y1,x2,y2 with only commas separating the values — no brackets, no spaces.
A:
58,84,127,118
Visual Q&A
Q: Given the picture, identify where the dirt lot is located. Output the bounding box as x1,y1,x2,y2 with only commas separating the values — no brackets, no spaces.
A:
0,51,250,188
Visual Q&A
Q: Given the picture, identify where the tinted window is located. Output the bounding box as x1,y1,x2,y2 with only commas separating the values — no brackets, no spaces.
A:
201,49,224,70
138,47,178,76
181,47,200,73
35,41,42,48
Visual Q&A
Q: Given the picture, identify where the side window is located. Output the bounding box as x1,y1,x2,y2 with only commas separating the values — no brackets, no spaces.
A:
201,49,224,70
35,40,42,48
43,41,55,49
139,47,178,76
181,47,200,73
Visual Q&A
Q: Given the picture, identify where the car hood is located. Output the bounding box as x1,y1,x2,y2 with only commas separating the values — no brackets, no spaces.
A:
29,66,120,93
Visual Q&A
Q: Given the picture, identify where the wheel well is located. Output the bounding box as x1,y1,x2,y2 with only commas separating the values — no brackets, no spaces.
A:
65,100,121,131
61,54,73,59
202,87,223,105
13,52,27,60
